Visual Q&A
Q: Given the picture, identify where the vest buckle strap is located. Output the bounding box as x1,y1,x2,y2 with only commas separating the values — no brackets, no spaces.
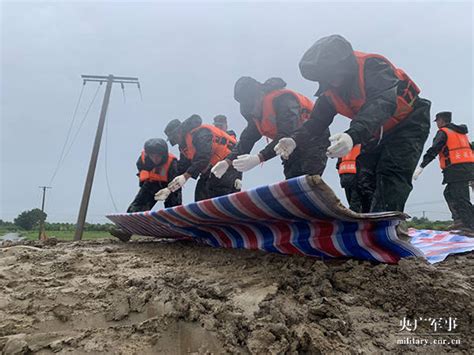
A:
399,81,418,106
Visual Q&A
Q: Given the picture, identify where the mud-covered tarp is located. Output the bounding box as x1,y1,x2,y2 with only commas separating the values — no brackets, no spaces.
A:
108,175,430,264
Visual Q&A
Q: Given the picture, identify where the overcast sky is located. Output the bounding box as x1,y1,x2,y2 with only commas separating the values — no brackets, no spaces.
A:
1,1,473,223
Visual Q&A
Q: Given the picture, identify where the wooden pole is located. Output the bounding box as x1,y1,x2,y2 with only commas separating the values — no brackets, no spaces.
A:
73,74,139,240
74,75,114,241
38,186,51,240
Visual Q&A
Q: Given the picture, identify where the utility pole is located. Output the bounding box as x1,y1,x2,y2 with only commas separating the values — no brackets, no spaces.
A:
422,211,426,219
38,186,51,240
74,74,140,241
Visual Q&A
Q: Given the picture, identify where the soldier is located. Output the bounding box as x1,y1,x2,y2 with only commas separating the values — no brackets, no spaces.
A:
110,138,181,242
211,77,329,180
157,114,240,202
413,111,474,233
275,34,431,213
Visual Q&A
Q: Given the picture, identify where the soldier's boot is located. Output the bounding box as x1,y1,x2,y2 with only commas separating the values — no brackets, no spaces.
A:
109,228,132,242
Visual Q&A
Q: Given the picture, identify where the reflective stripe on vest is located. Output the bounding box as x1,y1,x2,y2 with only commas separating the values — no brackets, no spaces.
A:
182,124,237,167
325,51,420,133
338,144,361,175
438,127,474,170
139,151,176,183
255,89,314,140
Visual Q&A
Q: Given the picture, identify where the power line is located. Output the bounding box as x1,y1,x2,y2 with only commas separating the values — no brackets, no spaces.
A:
48,83,86,185
59,83,102,167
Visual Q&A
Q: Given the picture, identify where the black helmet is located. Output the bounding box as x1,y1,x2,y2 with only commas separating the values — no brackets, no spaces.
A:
213,114,227,124
164,119,182,138
262,77,287,93
299,34,356,82
144,138,168,156
234,76,262,103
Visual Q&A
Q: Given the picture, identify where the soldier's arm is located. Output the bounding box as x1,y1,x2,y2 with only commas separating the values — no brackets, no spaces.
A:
227,121,262,161
293,95,336,145
136,154,149,186
186,128,213,178
420,131,447,168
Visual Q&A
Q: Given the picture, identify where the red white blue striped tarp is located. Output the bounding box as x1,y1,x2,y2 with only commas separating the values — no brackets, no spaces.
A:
408,228,474,264
108,175,429,264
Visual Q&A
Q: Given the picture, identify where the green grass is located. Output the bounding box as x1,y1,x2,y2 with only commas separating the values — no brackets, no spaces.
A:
0,228,112,241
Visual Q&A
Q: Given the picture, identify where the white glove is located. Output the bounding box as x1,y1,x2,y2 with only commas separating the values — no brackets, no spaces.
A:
234,179,242,190
412,167,424,181
211,160,230,179
168,175,187,192
154,187,171,201
274,137,297,160
232,154,261,173
326,133,353,158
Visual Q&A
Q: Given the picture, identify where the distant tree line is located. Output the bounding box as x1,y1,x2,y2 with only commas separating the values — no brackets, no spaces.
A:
0,209,114,231
406,217,451,231
42,222,114,231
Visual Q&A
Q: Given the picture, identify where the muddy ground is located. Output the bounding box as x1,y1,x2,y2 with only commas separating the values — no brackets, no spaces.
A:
0,237,472,354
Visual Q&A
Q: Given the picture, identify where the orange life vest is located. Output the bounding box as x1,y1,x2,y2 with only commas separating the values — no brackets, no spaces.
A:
438,127,474,170
325,51,420,133
138,151,176,183
182,124,237,167
338,144,361,175
255,89,314,140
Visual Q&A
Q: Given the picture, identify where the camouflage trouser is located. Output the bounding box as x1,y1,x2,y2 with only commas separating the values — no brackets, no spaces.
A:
444,181,474,229
446,193,460,222
356,99,431,213
343,186,362,213
195,166,240,202
344,179,362,212
340,174,362,212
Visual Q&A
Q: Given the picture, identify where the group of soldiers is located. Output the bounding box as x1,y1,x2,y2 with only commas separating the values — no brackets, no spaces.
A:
110,34,474,242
